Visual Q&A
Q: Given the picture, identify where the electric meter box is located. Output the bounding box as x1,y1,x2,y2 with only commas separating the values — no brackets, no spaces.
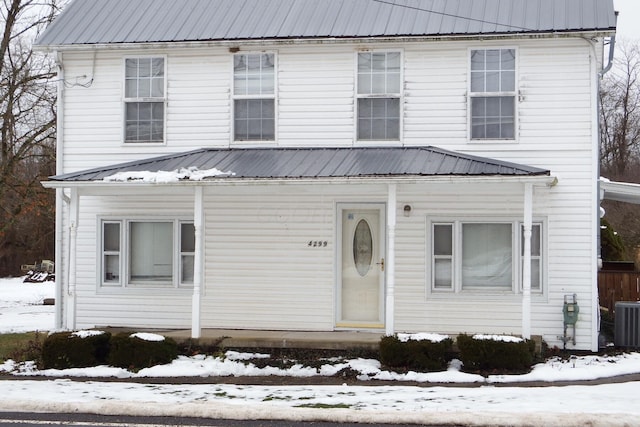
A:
563,300,579,325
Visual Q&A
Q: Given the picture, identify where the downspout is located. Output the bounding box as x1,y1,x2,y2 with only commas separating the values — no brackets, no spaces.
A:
54,51,64,329
592,31,616,351
522,183,533,339
192,186,204,338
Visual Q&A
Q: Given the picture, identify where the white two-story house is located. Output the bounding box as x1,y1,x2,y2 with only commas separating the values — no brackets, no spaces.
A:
35,0,616,351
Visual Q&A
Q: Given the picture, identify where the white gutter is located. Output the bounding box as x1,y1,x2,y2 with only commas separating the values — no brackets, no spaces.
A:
42,174,558,190
33,30,616,53
521,183,533,339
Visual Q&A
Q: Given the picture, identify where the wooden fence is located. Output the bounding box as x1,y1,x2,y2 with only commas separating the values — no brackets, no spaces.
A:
598,271,640,313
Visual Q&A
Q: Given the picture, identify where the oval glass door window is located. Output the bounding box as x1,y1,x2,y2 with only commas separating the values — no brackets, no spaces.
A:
353,219,373,277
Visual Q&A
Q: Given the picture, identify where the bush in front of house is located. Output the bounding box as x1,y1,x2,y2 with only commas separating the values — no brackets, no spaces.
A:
456,334,536,373
42,331,111,369
108,332,178,371
380,334,454,372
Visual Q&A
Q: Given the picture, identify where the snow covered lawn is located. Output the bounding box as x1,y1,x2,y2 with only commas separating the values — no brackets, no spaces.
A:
0,277,54,334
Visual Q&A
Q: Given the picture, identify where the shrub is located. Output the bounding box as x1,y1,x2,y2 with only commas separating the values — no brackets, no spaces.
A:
108,332,178,371
42,331,111,369
380,334,453,372
456,334,535,373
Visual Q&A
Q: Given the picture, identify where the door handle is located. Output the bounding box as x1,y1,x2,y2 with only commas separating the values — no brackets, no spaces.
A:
376,258,385,272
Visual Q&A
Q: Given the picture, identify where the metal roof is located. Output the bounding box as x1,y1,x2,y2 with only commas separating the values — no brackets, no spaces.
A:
49,147,550,182
35,0,616,48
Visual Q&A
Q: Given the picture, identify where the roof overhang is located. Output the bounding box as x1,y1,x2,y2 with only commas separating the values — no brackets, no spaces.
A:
42,146,557,191
34,30,615,53
42,173,558,191
600,179,640,204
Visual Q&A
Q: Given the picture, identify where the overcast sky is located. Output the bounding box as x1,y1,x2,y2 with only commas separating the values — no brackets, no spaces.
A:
614,0,640,41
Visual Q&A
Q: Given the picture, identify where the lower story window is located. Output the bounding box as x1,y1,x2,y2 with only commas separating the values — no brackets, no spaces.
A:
431,220,543,293
101,219,194,288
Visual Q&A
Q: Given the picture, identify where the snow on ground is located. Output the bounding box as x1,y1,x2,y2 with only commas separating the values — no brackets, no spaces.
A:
0,276,55,334
1,277,640,426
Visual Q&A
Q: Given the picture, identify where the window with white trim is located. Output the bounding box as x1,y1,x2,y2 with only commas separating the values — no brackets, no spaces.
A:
357,51,401,140
470,49,515,140
233,53,275,141
430,220,543,293
100,219,194,288
124,58,165,143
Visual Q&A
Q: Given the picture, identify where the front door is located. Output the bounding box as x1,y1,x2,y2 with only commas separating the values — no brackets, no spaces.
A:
337,205,385,328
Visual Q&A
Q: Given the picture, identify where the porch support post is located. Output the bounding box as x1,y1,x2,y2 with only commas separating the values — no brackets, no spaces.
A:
67,187,79,330
522,183,533,339
385,183,397,336
191,186,204,339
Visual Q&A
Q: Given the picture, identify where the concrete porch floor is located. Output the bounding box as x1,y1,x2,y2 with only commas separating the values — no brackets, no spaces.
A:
104,328,384,351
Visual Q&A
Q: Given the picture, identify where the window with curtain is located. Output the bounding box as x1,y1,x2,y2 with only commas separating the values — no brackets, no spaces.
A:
100,219,194,288
357,51,401,140
470,49,516,140
430,220,543,293
124,57,165,143
233,53,275,141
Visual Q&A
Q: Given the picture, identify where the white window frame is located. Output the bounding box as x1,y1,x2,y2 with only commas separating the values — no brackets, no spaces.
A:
468,47,517,141
355,50,402,142
428,218,544,294
98,218,194,289
123,56,167,145
232,52,277,143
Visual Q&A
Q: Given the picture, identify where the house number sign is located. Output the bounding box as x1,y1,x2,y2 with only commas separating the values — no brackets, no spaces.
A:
308,240,328,247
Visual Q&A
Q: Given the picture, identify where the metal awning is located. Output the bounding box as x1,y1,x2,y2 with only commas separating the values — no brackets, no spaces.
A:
47,146,550,185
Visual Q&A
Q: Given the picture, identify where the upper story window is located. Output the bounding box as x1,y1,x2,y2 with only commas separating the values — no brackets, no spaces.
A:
470,49,515,140
357,51,401,141
124,57,165,143
233,53,275,141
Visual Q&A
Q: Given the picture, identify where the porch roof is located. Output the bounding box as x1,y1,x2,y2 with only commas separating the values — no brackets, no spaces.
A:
48,146,550,184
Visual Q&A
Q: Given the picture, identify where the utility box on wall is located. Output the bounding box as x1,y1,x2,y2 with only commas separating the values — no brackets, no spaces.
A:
615,302,640,348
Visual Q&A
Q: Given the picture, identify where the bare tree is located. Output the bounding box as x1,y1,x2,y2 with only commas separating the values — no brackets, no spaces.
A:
0,0,61,276
600,41,640,180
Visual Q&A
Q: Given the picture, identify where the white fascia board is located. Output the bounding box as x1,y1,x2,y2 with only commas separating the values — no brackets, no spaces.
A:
41,174,558,190
600,179,640,204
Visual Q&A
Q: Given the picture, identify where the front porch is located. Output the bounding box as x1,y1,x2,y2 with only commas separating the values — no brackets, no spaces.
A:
103,328,384,351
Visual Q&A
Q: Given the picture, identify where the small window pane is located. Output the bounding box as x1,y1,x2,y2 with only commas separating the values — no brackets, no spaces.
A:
462,223,512,288
104,223,120,251
181,255,194,284
181,223,195,252
104,255,120,283
531,259,541,290
152,58,164,77
130,222,173,283
138,58,151,77
434,259,452,289
470,50,484,70
434,224,452,256
485,50,501,70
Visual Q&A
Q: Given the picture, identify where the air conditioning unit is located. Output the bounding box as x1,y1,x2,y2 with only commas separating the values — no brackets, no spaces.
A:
615,302,640,348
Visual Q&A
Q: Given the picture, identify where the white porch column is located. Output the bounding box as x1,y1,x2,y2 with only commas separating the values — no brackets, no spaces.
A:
67,187,79,330
191,186,204,339
385,183,397,336
522,183,533,339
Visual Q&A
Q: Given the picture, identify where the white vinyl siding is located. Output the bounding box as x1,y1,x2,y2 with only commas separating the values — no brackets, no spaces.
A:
57,36,600,350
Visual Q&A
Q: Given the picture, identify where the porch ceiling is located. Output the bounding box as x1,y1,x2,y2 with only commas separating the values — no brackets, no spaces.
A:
48,146,550,184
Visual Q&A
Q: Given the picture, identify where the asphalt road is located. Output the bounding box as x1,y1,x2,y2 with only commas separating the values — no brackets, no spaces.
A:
0,412,455,427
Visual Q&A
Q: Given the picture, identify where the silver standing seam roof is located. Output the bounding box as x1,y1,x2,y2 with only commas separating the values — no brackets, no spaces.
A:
49,147,550,182
35,0,616,47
